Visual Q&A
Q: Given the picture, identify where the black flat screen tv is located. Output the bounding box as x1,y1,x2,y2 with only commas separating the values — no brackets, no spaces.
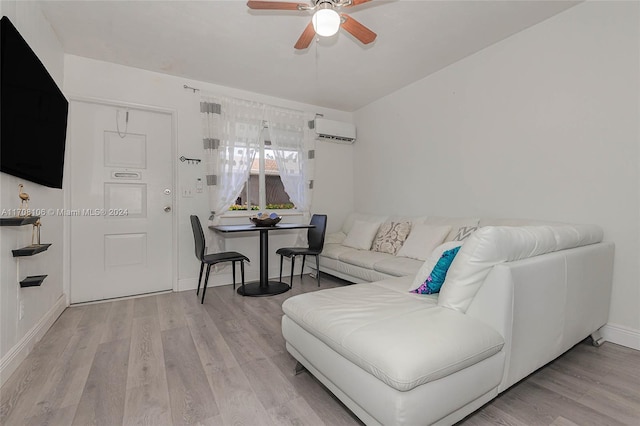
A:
1,16,68,189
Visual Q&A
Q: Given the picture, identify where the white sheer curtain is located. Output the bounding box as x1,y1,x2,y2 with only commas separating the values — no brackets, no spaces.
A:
201,95,264,250
266,106,315,243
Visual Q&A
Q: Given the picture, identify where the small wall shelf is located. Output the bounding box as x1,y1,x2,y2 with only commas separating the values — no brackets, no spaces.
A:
2,216,49,288
20,275,47,288
0,216,40,226
12,243,52,257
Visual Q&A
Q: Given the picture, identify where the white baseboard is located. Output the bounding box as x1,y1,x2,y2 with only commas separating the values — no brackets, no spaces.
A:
601,323,640,351
0,294,68,387
178,277,200,292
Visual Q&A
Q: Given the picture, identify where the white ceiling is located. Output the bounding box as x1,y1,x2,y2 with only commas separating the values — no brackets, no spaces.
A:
39,0,580,111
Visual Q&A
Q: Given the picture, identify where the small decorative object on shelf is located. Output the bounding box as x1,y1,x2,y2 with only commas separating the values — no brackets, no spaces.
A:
20,275,47,287
250,212,282,227
18,183,30,215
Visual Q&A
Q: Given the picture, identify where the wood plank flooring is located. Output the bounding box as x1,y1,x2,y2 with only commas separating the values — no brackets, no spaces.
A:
1,273,639,425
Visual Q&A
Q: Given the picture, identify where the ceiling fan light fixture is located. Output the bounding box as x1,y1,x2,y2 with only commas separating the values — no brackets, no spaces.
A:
312,8,341,37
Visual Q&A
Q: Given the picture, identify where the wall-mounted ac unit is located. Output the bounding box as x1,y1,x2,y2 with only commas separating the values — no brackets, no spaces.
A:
313,118,356,143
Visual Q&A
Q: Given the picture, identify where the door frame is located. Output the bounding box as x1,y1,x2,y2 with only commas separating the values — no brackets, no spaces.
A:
63,95,179,304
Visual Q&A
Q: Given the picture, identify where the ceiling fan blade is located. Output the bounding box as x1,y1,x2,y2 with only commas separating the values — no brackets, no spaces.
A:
340,14,377,44
294,22,316,49
345,0,372,7
247,1,306,10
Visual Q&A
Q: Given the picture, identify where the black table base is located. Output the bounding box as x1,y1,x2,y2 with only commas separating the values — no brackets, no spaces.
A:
211,223,313,298
237,281,290,297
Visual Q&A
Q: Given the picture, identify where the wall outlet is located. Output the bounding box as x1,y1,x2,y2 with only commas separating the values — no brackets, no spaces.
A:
182,188,193,198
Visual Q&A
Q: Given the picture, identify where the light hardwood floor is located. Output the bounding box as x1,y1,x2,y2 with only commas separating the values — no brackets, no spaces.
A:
1,273,639,425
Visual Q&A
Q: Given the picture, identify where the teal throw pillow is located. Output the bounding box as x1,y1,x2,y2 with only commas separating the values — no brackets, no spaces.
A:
411,246,461,294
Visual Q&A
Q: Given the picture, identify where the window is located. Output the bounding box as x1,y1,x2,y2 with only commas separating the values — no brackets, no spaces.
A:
230,128,295,211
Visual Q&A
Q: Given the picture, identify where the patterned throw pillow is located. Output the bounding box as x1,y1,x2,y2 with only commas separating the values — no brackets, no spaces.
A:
411,246,461,294
372,221,411,255
452,226,478,242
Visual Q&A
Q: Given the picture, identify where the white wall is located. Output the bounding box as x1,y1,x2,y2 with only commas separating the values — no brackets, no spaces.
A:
354,2,640,345
63,55,354,292
0,1,67,381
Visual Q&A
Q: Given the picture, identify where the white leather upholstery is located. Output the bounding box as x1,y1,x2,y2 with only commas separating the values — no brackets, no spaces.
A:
321,242,357,260
338,249,393,269
552,223,603,250
285,219,614,426
438,225,604,313
466,242,614,391
373,256,424,276
320,242,423,282
324,231,346,245
283,277,504,392
283,317,505,426
320,216,598,285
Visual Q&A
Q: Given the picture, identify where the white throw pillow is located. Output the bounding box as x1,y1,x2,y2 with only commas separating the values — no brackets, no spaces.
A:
409,241,464,291
396,224,452,260
342,220,381,250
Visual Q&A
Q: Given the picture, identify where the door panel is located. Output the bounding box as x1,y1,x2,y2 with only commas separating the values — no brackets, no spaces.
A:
69,101,173,303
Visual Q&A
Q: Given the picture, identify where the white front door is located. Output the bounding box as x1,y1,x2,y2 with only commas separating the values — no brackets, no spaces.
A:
69,101,174,303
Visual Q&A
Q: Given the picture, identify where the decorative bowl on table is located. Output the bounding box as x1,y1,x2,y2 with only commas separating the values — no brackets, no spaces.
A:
250,212,282,227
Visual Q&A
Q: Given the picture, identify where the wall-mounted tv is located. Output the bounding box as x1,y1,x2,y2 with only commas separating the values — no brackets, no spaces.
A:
1,16,68,189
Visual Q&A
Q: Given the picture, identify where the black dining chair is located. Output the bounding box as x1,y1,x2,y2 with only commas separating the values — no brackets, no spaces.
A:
277,214,327,288
190,215,250,304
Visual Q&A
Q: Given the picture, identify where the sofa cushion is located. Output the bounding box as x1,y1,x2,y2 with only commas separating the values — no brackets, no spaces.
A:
282,277,505,392
339,249,393,269
343,220,382,250
425,216,480,242
372,221,412,255
438,225,603,313
372,256,424,277
321,243,358,260
326,260,396,283
396,224,452,260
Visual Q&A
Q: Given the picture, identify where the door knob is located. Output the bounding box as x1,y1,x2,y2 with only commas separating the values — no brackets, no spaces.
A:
164,206,172,212
164,188,172,195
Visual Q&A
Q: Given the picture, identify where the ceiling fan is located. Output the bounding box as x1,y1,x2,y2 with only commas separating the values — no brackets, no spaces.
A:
247,0,377,49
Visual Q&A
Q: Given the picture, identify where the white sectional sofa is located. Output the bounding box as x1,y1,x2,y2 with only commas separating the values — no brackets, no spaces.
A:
316,212,561,284
283,219,615,425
